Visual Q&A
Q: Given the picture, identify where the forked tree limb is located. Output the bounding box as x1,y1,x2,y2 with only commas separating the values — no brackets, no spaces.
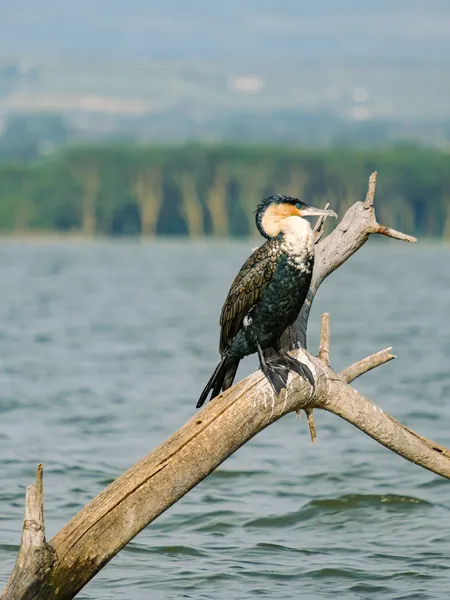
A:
2,172,448,600
283,172,417,350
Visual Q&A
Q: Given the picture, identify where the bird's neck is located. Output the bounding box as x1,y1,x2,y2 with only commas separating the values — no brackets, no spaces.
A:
279,216,314,260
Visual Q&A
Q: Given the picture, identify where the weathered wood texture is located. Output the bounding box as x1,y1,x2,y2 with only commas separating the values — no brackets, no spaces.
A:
2,465,56,600
2,172,448,600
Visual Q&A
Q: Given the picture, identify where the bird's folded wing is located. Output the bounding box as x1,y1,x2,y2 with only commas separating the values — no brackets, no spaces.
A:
219,241,277,353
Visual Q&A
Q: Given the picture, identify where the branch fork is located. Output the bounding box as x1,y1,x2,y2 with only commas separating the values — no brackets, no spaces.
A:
5,171,449,600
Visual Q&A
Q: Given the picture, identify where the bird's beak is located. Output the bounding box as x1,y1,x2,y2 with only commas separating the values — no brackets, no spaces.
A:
298,206,338,219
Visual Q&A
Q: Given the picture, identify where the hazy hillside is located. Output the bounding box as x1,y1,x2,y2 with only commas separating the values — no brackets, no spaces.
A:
1,1,450,152
2,0,450,60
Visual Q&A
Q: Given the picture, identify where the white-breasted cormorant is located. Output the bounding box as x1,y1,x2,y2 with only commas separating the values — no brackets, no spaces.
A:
197,195,337,408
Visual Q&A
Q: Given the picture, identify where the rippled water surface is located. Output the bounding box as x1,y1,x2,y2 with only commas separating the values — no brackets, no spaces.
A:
1,239,450,599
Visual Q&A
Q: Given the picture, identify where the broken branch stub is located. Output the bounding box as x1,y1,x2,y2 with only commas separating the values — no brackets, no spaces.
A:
4,171,449,600
2,465,56,600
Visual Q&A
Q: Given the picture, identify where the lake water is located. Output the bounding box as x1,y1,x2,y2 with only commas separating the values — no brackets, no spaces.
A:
1,239,450,600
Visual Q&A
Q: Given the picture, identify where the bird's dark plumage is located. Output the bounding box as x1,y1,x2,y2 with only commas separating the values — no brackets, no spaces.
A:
219,242,277,354
197,195,337,409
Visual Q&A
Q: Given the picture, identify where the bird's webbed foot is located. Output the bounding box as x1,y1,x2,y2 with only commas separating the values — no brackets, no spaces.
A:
256,343,288,396
268,347,316,398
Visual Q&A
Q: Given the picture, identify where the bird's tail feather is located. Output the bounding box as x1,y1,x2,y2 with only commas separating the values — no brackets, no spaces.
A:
222,360,239,391
196,358,239,409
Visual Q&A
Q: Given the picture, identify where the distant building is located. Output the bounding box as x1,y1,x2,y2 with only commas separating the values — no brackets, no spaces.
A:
228,75,265,93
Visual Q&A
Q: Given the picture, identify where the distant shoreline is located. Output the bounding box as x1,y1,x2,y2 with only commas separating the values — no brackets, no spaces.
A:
0,232,251,243
0,232,446,245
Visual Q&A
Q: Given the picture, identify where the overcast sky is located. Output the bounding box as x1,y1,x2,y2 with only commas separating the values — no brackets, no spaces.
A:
1,0,449,61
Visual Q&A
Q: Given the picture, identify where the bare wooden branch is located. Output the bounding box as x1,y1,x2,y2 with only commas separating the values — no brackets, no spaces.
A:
305,408,317,444
5,171,442,600
376,224,417,243
2,367,326,600
23,463,45,548
2,465,56,600
318,312,330,366
319,379,450,476
363,170,378,207
340,347,396,383
305,311,331,444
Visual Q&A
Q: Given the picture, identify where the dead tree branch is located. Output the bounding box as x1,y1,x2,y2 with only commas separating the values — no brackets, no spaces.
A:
2,465,56,600
340,347,396,383
319,378,450,477
4,171,447,600
318,312,330,366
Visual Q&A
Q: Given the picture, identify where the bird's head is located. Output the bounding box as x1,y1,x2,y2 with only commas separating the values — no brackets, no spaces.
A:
255,195,337,239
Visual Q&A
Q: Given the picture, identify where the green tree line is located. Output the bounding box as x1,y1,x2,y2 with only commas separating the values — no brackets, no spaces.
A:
1,143,450,238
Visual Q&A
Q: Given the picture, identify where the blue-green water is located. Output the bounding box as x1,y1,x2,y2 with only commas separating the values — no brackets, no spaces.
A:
1,240,450,600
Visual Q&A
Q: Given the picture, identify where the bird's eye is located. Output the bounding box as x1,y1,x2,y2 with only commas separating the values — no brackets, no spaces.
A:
295,202,302,209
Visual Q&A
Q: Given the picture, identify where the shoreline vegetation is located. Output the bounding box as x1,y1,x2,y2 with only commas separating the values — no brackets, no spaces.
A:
1,143,449,239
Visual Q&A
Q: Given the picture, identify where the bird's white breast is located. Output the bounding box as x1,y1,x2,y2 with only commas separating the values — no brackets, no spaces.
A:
280,216,314,272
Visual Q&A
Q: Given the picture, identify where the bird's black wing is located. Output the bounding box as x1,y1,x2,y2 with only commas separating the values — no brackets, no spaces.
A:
219,240,277,353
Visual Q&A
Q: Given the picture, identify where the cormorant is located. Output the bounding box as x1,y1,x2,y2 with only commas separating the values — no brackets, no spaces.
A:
197,195,337,408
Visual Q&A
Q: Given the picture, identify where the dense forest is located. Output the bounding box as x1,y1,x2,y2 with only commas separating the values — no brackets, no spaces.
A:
0,143,449,238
